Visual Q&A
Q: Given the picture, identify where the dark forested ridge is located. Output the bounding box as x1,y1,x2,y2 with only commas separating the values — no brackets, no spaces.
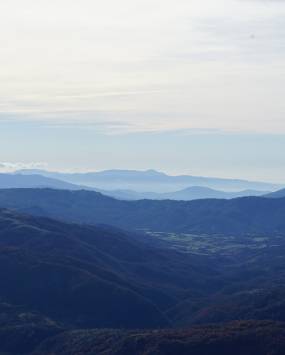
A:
0,188,284,235
0,209,227,328
1,208,285,353
0,209,173,330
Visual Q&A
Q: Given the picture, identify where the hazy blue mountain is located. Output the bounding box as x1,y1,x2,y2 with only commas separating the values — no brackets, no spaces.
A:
15,169,282,192
0,173,269,201
159,187,269,200
0,173,84,190
103,186,269,201
264,188,285,198
1,188,285,236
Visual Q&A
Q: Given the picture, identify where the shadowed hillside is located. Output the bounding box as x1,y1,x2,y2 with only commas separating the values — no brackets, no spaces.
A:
0,209,285,353
0,209,171,329
0,209,227,330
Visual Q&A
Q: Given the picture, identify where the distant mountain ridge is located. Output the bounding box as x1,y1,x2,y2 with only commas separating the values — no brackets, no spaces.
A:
104,186,269,201
15,169,282,192
0,188,285,236
1,198,285,353
0,173,82,190
2,172,270,201
264,188,285,198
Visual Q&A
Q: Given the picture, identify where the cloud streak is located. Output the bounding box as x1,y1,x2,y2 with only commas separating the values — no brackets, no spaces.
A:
0,162,48,172
0,0,284,135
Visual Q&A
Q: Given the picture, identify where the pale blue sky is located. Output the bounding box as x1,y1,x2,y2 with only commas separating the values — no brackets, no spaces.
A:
0,0,285,182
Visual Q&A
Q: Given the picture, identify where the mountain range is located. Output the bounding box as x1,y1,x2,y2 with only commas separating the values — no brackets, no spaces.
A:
0,173,81,190
102,185,269,200
1,172,270,201
0,177,285,354
0,188,284,236
15,169,282,192
265,188,285,198
1,185,285,353
1,206,285,353
0,208,228,353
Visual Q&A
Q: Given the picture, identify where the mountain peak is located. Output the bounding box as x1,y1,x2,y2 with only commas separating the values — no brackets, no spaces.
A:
145,169,166,176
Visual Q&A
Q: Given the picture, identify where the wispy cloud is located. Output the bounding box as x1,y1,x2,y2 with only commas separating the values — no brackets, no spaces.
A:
0,0,284,135
0,162,48,172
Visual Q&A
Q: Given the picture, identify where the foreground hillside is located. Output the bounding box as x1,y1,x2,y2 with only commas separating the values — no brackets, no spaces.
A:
33,321,285,355
1,209,285,353
0,209,168,329
0,188,285,235
1,310,284,354
0,209,226,330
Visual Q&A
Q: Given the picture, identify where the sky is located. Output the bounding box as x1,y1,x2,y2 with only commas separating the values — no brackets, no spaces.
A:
0,0,285,182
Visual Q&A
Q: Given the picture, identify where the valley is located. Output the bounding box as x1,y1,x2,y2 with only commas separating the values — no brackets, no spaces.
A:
145,231,282,256
0,188,284,353
0,195,284,353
